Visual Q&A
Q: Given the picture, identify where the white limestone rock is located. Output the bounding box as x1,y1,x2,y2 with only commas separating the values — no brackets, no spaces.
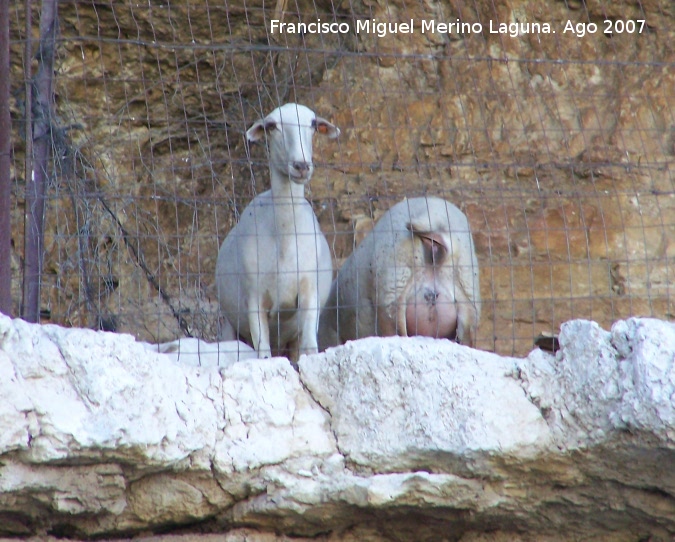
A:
518,318,675,448
1,314,675,540
298,336,552,472
0,314,337,534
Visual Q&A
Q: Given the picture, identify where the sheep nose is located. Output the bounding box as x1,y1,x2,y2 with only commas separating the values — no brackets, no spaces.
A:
293,161,311,173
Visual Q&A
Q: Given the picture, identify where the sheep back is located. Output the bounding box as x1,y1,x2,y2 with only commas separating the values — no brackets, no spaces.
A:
320,196,480,348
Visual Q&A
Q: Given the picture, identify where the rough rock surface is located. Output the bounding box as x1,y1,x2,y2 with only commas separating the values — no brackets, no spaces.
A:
2,314,675,541
7,0,675,356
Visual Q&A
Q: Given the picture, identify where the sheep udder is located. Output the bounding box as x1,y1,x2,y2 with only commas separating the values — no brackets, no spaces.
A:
404,278,458,340
403,231,458,340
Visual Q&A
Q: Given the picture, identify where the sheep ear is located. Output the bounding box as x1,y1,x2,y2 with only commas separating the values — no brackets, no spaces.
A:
315,117,340,139
246,119,277,143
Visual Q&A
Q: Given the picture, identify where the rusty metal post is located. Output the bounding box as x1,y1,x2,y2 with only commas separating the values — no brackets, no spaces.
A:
21,0,57,322
0,0,11,316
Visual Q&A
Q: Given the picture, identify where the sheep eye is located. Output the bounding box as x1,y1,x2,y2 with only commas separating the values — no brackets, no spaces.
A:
264,121,277,132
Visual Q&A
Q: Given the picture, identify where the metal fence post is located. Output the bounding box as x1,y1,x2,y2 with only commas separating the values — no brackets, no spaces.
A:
21,0,58,322
0,0,11,316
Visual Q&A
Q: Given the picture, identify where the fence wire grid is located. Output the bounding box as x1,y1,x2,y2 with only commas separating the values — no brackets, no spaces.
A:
6,0,675,356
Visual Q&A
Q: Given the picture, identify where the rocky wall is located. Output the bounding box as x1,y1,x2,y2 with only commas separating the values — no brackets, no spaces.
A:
7,0,675,354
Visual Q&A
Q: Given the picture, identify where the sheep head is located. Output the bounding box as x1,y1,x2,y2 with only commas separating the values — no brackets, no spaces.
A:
246,103,340,185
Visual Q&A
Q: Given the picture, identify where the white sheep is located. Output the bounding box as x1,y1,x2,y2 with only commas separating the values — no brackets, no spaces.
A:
142,338,257,368
216,103,339,360
319,196,480,349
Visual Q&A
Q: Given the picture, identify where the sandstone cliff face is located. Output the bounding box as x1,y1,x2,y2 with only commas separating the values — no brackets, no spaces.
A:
8,0,675,354
2,314,675,541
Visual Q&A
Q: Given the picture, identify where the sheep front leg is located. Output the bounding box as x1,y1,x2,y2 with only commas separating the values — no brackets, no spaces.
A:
248,297,272,358
299,310,320,356
297,276,320,357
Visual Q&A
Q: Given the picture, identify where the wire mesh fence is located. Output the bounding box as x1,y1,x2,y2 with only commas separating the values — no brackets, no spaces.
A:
6,0,675,356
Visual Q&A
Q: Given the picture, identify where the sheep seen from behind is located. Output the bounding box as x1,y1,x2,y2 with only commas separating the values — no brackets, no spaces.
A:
217,103,339,361
319,196,480,349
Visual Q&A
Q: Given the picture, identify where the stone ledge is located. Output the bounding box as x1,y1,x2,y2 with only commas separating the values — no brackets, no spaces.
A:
1,314,675,541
